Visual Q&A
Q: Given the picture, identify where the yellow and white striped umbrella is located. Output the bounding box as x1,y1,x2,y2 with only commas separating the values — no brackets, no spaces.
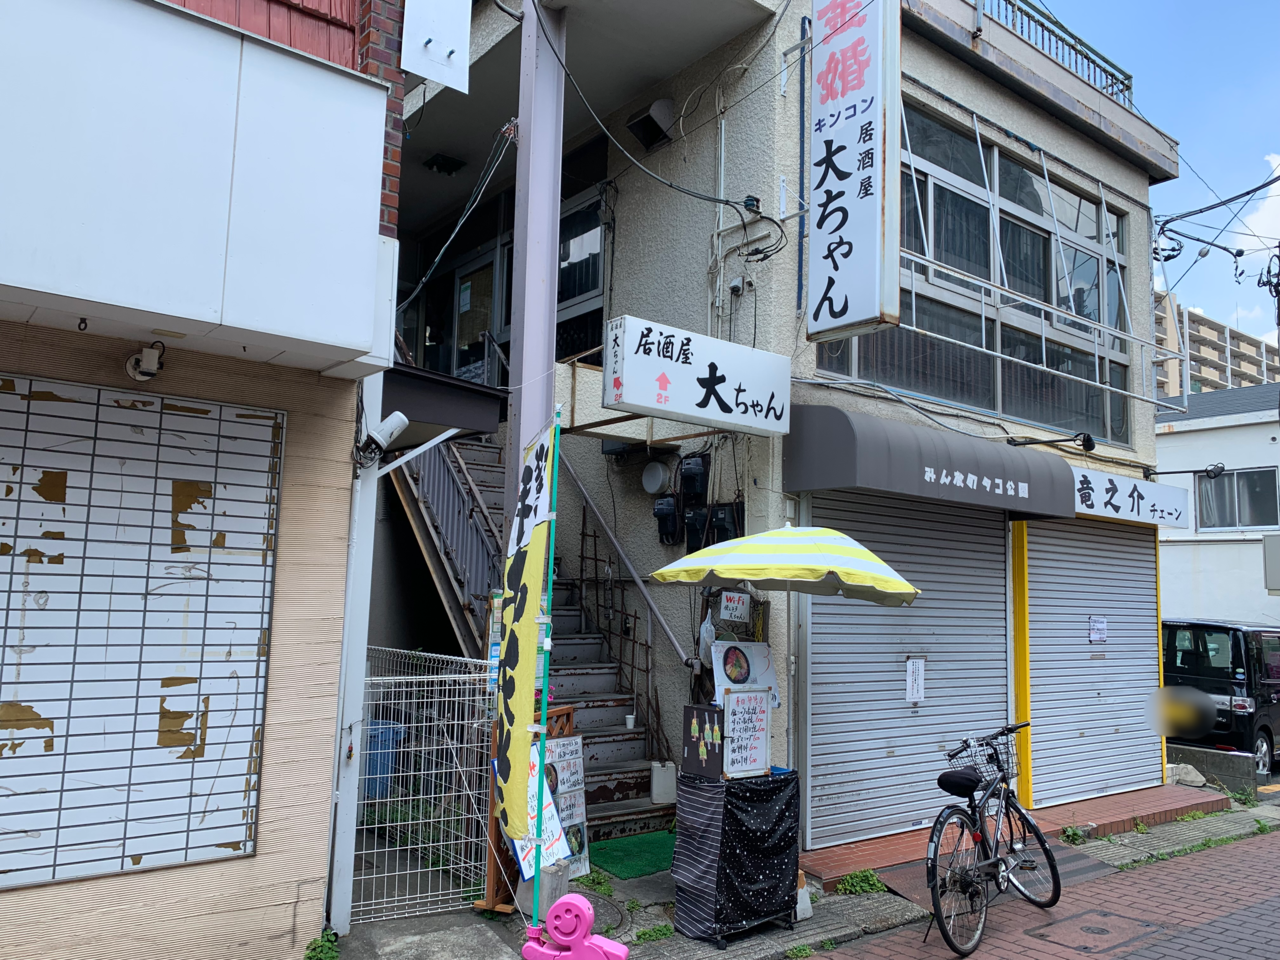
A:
651,524,920,606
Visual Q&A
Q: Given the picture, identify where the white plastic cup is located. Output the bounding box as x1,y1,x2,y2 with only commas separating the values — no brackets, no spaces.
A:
625,714,636,730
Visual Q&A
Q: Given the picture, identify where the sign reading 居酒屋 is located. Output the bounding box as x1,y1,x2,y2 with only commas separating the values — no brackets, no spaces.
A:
806,0,901,342
1071,467,1189,528
602,316,791,436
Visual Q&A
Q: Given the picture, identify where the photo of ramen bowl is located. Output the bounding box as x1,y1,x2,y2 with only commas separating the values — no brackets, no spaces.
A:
545,762,559,795
722,645,750,683
565,824,584,856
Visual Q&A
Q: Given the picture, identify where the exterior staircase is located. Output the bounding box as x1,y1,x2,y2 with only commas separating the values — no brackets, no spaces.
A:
401,436,673,842
550,578,675,842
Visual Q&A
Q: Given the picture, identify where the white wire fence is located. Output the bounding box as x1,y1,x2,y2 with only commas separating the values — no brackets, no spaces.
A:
352,648,493,922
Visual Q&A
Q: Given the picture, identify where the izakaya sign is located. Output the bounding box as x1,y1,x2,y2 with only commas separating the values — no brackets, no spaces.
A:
1072,467,1189,528
807,0,901,342
602,316,791,436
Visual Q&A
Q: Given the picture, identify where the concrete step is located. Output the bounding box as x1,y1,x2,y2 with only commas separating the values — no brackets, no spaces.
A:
549,635,606,665
586,797,676,843
549,662,618,696
551,605,585,634
584,759,652,806
451,440,503,466
553,693,634,730
581,724,646,765
552,578,580,609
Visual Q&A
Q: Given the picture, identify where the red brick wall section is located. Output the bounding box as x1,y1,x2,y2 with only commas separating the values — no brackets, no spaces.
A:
171,0,359,69
358,0,405,239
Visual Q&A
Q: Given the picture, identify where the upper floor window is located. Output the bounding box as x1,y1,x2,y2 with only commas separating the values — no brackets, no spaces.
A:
819,103,1133,447
1198,468,1280,530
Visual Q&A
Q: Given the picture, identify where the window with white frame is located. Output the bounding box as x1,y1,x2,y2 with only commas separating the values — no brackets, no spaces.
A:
1197,468,1280,530
819,103,1132,445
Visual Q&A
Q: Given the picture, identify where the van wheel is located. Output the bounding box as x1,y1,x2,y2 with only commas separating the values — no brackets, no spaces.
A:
1255,731,1273,777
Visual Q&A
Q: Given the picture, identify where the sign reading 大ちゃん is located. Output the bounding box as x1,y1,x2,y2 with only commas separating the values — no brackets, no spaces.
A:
602,316,791,436
806,0,901,342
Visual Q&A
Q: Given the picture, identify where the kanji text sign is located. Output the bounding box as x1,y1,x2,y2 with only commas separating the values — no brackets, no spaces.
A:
602,316,791,436
1071,467,1189,528
807,0,900,342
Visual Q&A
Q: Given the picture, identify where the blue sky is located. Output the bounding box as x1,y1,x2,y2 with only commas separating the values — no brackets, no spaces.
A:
1045,0,1279,338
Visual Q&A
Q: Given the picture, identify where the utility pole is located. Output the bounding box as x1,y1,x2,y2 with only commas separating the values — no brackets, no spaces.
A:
507,1,567,517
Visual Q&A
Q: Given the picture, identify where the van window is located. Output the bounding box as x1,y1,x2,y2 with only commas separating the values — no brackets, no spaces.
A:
1164,626,1238,681
1260,634,1280,681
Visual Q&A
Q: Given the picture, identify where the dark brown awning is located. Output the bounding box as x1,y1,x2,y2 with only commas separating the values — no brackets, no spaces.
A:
783,405,1076,518
380,362,505,451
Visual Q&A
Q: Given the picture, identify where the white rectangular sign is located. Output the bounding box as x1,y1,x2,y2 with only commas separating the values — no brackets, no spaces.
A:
602,315,791,436
720,590,751,623
807,0,901,341
1089,616,1107,644
723,687,771,779
905,657,925,702
402,0,472,94
1071,467,1189,528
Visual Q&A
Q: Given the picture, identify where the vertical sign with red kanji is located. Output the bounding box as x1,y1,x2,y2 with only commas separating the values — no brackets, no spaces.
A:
807,0,900,342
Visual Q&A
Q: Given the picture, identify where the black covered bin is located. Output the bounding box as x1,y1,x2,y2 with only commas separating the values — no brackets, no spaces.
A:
671,769,800,944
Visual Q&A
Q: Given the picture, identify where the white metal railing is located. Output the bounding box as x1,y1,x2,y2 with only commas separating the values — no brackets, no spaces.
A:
353,649,492,922
976,0,1133,106
894,249,1188,419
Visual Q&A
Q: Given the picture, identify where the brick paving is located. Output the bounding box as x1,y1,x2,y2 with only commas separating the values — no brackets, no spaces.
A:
819,830,1280,960
802,785,1227,891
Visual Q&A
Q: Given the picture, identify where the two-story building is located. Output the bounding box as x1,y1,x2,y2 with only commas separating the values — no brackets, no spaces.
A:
332,0,1191,929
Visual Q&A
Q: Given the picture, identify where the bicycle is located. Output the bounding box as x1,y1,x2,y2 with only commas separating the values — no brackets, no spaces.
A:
924,721,1061,956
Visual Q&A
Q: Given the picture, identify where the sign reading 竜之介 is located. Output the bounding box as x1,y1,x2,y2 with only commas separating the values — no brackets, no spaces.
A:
806,0,900,342
1071,467,1189,528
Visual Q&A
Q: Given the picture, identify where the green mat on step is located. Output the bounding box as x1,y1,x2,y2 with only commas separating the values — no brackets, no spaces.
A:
589,830,676,879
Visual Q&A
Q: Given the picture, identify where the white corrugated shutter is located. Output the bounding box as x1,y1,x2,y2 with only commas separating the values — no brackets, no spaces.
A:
0,374,282,888
806,491,1008,848
1027,518,1162,808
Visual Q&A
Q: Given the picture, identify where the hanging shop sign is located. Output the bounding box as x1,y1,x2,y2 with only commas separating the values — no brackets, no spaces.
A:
720,590,751,623
806,0,901,341
711,640,781,709
402,0,471,94
494,426,556,840
1071,467,1189,528
602,315,791,436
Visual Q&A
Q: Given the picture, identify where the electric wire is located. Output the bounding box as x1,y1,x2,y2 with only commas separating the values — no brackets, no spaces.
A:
397,120,516,313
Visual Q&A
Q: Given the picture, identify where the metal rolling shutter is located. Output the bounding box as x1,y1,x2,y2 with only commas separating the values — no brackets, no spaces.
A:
1027,518,1162,808
807,491,1008,849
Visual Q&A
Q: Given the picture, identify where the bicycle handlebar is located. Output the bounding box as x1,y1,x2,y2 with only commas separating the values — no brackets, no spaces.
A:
945,721,1030,759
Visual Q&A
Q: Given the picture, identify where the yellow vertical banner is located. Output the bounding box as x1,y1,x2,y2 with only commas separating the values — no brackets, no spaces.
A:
1011,520,1033,808
494,426,555,840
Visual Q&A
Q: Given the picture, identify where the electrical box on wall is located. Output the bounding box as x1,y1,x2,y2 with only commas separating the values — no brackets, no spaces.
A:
654,496,682,546
685,507,708,553
680,454,710,507
708,502,745,544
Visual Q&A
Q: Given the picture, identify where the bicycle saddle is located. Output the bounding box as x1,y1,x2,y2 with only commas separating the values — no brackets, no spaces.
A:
937,766,983,798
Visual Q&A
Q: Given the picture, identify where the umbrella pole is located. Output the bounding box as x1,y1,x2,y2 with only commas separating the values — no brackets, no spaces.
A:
530,406,563,934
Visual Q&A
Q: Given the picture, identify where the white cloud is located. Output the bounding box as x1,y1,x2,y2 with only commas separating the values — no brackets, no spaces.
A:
1265,329,1278,347
1239,154,1280,256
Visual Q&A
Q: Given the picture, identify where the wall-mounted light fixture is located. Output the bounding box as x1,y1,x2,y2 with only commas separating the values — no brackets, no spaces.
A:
1006,432,1096,453
1142,462,1225,481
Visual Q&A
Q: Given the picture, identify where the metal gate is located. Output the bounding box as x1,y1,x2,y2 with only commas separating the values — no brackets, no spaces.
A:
1027,518,1162,808
807,491,1008,848
353,648,491,922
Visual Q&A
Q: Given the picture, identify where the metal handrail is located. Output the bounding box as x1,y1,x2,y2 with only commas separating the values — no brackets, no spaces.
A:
978,0,1133,106
557,452,692,667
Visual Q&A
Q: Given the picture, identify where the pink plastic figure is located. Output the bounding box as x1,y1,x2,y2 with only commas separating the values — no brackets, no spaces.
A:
522,893,629,960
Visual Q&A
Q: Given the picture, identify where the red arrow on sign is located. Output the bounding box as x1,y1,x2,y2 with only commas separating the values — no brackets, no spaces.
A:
656,372,671,392
613,376,622,390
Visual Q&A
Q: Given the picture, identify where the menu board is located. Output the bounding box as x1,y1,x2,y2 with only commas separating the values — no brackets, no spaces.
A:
711,640,780,709
544,736,589,879
723,686,771,779
506,746,571,881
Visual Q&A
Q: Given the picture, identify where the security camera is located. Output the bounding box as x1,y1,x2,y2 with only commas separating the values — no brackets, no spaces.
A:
126,341,166,382
358,411,409,461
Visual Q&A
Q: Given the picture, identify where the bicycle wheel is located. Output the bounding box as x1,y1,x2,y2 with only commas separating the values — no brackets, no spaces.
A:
927,807,988,956
999,800,1061,908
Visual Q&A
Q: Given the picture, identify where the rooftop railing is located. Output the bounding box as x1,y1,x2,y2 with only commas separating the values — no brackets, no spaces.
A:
979,0,1134,106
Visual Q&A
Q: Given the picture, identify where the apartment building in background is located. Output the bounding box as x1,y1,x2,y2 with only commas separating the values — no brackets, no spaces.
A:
1156,291,1280,396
